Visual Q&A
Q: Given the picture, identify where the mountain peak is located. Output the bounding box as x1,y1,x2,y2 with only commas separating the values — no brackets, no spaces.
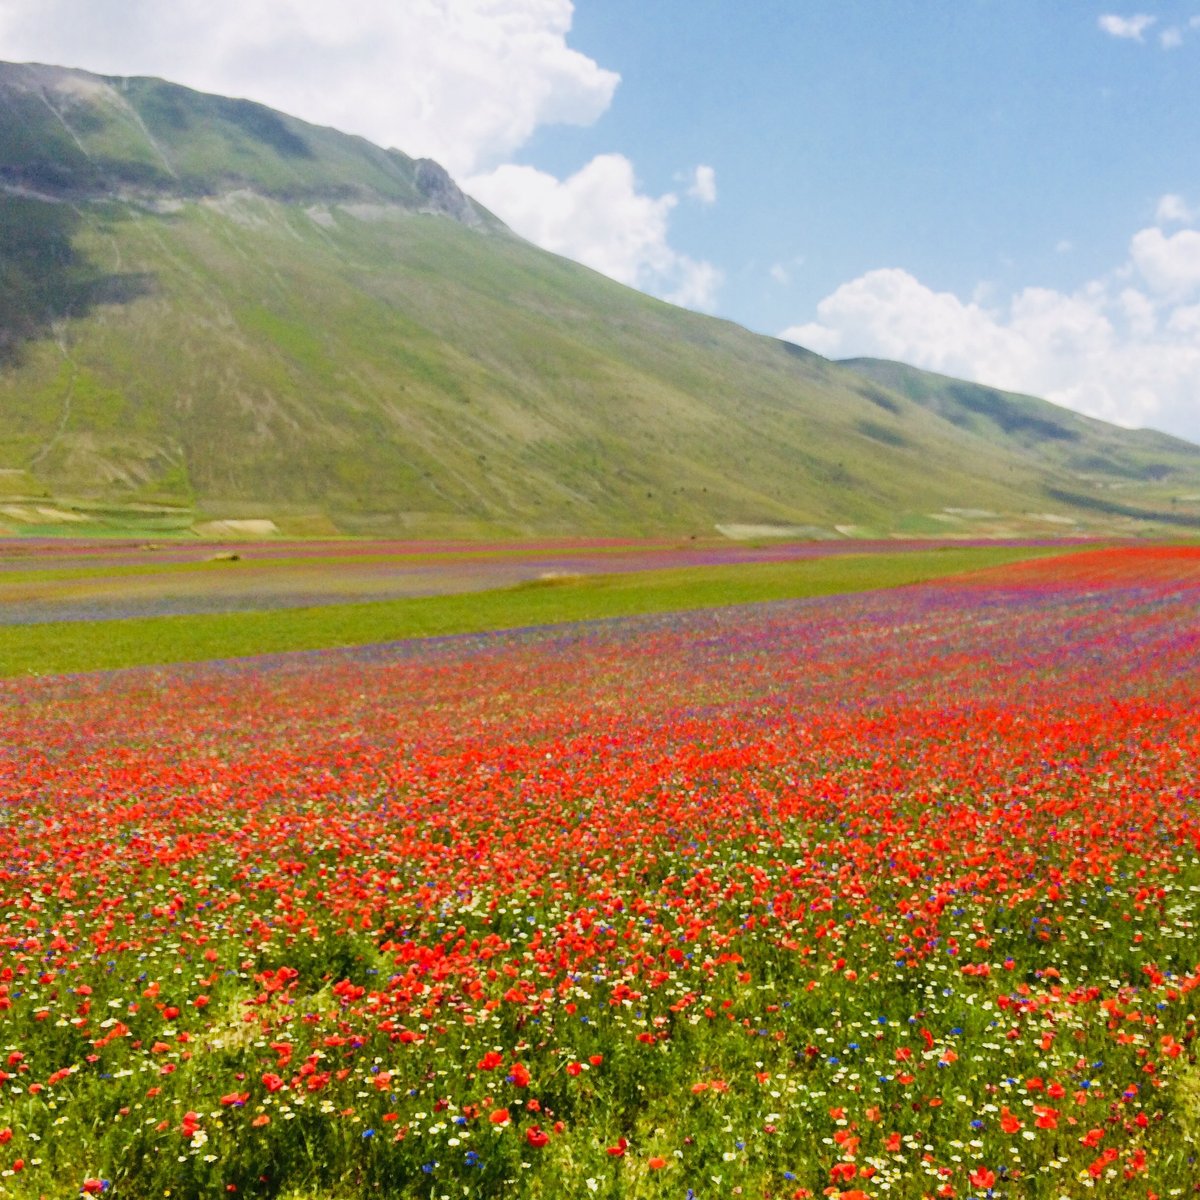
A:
0,59,497,227
413,157,481,225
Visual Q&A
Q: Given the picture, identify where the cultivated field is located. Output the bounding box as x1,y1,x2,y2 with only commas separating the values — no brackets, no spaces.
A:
0,537,1082,625
0,539,1073,676
0,546,1197,1197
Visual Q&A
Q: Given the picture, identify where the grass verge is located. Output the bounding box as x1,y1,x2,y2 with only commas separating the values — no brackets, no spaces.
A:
1,544,1073,678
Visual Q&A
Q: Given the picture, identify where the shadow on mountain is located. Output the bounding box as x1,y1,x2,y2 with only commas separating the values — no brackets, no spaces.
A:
132,83,314,160
946,383,1079,442
0,194,154,366
1046,488,1200,529
855,383,901,414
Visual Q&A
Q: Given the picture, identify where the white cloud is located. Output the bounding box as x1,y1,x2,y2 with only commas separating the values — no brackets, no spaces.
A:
781,217,1200,440
768,255,805,287
1160,25,1184,48
1097,13,1157,40
0,0,619,176
1168,304,1200,335
1120,286,1158,336
687,164,717,205
466,155,722,310
784,270,1019,374
1155,193,1194,225
1129,227,1200,297
666,260,723,310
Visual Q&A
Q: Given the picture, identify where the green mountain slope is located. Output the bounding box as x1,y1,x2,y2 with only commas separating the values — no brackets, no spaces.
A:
840,358,1200,531
1,61,1198,539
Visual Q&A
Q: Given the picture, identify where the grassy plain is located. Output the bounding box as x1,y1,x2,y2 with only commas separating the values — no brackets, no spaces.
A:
0,543,1074,677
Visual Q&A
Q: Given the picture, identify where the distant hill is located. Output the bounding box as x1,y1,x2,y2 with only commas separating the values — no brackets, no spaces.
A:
2,61,1199,539
839,358,1200,531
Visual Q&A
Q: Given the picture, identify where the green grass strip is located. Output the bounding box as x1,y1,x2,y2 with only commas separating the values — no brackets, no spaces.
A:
0,545,1071,678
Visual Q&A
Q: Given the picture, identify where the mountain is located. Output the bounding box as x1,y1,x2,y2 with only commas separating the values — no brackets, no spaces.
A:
1,61,1199,539
839,358,1200,531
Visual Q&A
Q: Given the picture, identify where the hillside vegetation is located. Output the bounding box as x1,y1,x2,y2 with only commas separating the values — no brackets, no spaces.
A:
841,358,1200,531
2,61,1199,538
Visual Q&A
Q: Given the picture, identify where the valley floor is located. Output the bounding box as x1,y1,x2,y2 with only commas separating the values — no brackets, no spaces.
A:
0,538,1085,676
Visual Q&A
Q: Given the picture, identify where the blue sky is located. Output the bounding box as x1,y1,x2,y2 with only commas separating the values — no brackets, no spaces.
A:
1,1,1198,438
556,0,1200,330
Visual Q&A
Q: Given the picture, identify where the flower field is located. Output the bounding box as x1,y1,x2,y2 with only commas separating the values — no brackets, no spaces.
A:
1,545,1199,1198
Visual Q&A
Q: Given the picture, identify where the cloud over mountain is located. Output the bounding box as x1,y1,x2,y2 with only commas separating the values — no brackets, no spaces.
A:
467,155,721,309
782,200,1200,438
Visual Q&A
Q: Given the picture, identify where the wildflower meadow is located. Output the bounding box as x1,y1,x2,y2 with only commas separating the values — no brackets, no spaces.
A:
0,545,1198,1199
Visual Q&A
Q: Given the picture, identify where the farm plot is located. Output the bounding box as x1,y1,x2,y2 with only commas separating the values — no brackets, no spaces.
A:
0,547,1198,1198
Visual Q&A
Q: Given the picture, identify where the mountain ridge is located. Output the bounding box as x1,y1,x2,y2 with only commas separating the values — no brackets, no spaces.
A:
1,60,1198,539
0,61,497,223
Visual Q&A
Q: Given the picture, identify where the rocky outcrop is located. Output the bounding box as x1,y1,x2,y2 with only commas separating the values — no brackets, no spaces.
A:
414,158,481,226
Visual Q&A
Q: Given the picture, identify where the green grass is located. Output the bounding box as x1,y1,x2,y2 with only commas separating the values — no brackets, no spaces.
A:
0,544,1067,677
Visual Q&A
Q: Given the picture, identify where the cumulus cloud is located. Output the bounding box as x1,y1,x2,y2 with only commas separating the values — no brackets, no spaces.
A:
1097,13,1157,40
1129,227,1200,298
687,164,717,205
1156,194,1194,225
1160,25,1184,48
0,0,619,176
781,214,1200,439
466,155,721,309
